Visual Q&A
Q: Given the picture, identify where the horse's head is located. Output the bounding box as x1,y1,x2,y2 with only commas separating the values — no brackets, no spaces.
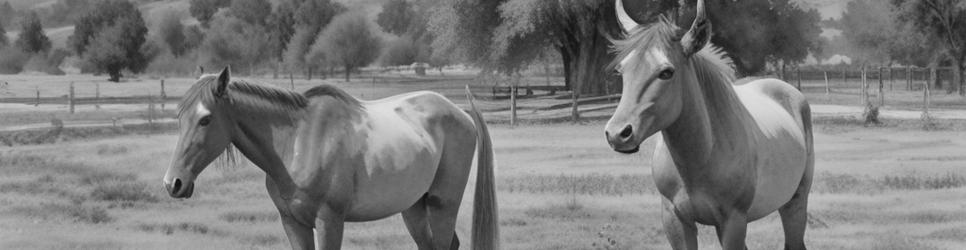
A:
604,0,712,153
164,67,235,198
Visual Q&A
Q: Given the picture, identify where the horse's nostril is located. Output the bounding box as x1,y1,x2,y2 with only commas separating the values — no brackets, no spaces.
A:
619,125,633,139
172,178,182,194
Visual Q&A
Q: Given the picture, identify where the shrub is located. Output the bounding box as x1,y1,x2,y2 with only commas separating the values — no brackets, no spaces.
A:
0,46,30,74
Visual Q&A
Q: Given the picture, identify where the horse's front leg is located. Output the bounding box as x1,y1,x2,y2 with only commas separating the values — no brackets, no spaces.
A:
662,199,698,250
315,205,346,250
267,178,315,250
714,212,748,250
279,213,315,250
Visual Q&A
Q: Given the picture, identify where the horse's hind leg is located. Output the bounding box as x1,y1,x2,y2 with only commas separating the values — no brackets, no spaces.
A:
425,138,474,250
778,165,813,250
402,194,433,250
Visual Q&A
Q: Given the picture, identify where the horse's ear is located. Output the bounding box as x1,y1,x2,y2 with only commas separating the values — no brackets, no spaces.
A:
615,0,639,33
681,0,711,57
214,66,230,97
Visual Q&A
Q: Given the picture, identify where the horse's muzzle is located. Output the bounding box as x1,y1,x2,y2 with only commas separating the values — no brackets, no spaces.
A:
165,178,195,198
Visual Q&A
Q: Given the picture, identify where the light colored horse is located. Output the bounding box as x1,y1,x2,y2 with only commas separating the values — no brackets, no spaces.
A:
604,1,814,249
163,67,499,250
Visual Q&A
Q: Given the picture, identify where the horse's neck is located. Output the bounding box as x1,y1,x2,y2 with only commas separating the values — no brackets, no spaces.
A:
662,63,756,167
232,114,302,197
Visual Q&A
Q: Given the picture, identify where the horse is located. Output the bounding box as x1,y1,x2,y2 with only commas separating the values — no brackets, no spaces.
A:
162,67,499,250
603,1,814,249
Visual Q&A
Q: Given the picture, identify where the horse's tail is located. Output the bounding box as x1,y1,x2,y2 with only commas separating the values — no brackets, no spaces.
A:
465,85,500,250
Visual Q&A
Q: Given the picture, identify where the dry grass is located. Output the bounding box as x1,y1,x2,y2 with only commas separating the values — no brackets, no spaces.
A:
500,174,654,196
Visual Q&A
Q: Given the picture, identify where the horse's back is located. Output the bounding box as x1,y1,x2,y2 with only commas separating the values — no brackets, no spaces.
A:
733,78,811,220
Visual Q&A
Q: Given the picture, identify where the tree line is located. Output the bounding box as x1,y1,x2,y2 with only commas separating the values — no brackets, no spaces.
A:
833,0,966,96
7,0,953,98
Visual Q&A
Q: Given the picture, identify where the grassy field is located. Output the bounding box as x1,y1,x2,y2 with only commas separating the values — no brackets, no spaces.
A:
1,73,966,249
1,119,966,249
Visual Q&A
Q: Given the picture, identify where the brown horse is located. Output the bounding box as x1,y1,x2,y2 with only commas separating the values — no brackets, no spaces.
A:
604,1,814,249
163,67,499,250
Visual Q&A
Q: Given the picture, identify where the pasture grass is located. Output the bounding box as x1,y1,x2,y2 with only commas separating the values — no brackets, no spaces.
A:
9,201,113,224
500,174,654,196
219,210,279,224
813,172,966,194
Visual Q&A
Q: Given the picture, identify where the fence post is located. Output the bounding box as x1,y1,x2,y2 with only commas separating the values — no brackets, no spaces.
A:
861,67,867,106
824,71,830,95
843,67,848,84
35,86,40,107
796,68,802,90
95,83,100,110
907,66,912,91
510,76,518,126
889,67,894,90
878,67,885,107
924,68,932,119
571,85,579,123
68,82,75,114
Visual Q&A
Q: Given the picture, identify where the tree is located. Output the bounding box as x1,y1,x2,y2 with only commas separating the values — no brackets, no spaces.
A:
183,24,205,52
765,0,824,76
431,0,661,95
189,0,230,28
381,36,418,67
266,0,297,78
0,19,7,47
892,0,966,95
69,0,143,56
1,1,16,29
312,12,382,82
228,0,271,25
158,10,187,57
675,0,823,76
282,0,346,79
376,0,415,36
200,15,272,75
839,0,896,65
84,14,149,82
15,12,51,54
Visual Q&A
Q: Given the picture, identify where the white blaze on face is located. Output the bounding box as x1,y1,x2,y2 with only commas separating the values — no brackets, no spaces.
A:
196,103,211,117
645,47,670,68
619,49,639,73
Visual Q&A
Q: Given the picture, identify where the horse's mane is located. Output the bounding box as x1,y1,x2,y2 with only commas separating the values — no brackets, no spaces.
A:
303,84,363,109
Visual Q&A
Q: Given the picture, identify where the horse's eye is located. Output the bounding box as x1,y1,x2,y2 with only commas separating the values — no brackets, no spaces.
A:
198,116,211,126
658,69,674,80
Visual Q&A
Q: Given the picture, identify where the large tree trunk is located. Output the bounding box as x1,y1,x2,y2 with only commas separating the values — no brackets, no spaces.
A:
952,56,964,96
560,31,618,96
559,46,572,90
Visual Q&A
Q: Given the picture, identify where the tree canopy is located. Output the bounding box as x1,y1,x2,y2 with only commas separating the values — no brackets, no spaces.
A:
892,0,966,95
189,0,230,27
15,12,51,54
199,14,272,75
82,12,149,82
228,0,271,25
158,10,187,57
311,12,382,82
376,0,415,36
